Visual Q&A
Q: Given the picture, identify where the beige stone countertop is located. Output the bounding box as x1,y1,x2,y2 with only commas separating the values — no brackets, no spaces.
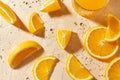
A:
0,0,120,80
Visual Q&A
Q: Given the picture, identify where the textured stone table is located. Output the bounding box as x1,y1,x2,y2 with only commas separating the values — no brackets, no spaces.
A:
0,0,120,80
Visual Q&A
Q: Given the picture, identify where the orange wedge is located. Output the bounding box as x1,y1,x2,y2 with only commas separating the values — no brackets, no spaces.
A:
105,57,120,80
84,26,119,59
32,56,59,80
0,1,17,24
56,29,72,49
105,14,120,42
40,0,61,12
66,54,93,80
28,12,44,35
8,40,42,68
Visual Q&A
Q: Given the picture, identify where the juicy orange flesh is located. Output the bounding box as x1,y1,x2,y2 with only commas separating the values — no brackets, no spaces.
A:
32,14,43,30
106,16,120,39
12,47,37,67
36,59,56,80
69,55,91,78
0,1,16,23
108,60,120,80
75,0,108,10
88,28,117,56
57,30,71,48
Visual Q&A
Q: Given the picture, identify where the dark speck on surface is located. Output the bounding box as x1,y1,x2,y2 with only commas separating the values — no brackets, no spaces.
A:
26,77,30,80
0,55,2,60
50,28,53,31
74,22,77,25
29,6,31,8
2,49,4,51
32,1,34,3
85,57,88,60
23,1,25,3
85,63,87,66
13,4,16,6
80,23,84,26
26,2,28,5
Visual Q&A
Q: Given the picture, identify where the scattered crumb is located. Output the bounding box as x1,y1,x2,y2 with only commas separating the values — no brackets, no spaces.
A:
26,2,28,5
85,57,88,60
26,77,30,80
2,49,4,51
32,1,34,3
23,1,25,3
50,28,53,31
29,6,31,8
85,63,87,66
74,22,77,25
80,23,84,26
0,55,2,60
13,4,16,6
101,75,104,77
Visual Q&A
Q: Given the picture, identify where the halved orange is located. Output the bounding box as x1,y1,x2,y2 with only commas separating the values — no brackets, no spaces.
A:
105,57,120,80
40,0,61,12
66,54,93,80
8,40,42,68
84,26,119,59
32,56,59,80
0,1,17,24
105,14,120,42
56,29,72,49
28,12,44,35
75,0,108,10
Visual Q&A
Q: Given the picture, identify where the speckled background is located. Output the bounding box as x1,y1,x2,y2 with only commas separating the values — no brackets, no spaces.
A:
0,0,120,80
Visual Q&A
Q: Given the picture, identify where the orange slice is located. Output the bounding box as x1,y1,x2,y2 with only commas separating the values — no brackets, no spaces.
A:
28,12,44,34
56,29,72,49
75,0,108,10
105,57,120,80
84,26,119,59
105,14,120,42
32,56,59,80
40,0,61,12
8,40,42,68
66,54,93,80
0,1,17,24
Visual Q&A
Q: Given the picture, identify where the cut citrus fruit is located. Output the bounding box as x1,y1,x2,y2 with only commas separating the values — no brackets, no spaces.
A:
105,14,120,42
56,29,72,49
28,12,44,34
40,0,61,12
105,57,120,80
0,1,17,24
0,1,27,31
8,40,42,68
66,54,93,80
72,0,97,18
32,56,59,80
84,26,119,59
75,0,108,10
